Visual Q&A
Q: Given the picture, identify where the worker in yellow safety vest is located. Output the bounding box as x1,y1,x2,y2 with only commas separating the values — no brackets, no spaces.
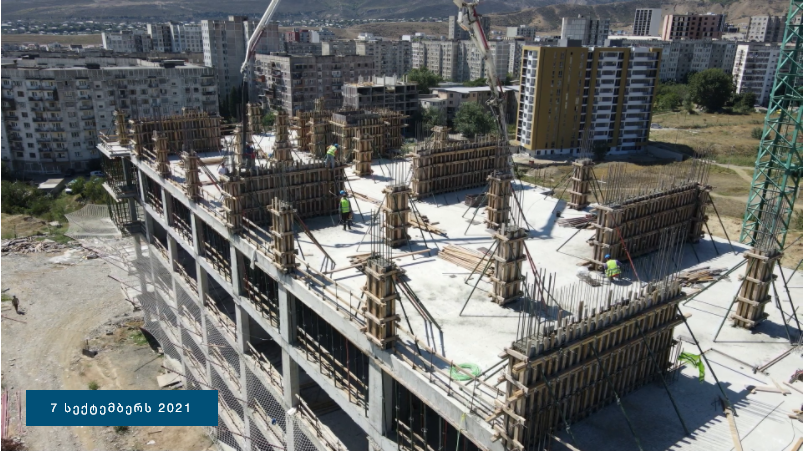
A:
604,254,621,281
325,143,339,168
339,190,352,230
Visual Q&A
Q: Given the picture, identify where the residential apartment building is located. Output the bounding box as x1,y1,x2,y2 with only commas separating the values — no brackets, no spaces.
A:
747,15,784,42
201,16,252,97
0,57,217,174
148,23,174,53
102,30,153,53
170,23,204,53
448,15,491,40
256,53,374,113
342,75,419,118
244,21,283,55
356,40,412,77
632,8,662,36
614,38,736,82
506,26,539,39
285,28,335,43
460,40,510,81
322,40,357,56
412,40,459,81
660,13,725,40
423,85,518,124
561,16,610,46
285,42,323,56
515,44,661,155
732,43,780,106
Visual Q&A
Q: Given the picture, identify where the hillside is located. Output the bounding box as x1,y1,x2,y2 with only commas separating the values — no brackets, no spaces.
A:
489,0,790,33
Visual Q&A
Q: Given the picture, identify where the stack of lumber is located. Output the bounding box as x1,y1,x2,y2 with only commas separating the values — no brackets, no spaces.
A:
409,213,445,236
438,245,493,276
678,267,727,287
557,214,596,228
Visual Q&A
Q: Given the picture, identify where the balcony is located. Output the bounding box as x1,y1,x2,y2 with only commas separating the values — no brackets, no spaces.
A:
79,105,93,111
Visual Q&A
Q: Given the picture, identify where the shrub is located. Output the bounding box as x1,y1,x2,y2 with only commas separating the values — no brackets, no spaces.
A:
114,426,129,434
751,127,764,140
88,381,100,390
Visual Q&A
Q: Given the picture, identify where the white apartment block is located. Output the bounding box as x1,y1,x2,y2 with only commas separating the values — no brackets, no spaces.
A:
412,40,459,81
632,8,662,36
732,43,780,106
102,30,153,53
148,23,174,52
561,16,610,46
0,58,217,174
616,39,736,83
170,23,204,54
460,40,509,81
506,25,539,39
448,15,491,40
412,40,510,82
202,16,254,98
747,15,784,43
322,40,357,56
244,21,283,55
355,40,412,77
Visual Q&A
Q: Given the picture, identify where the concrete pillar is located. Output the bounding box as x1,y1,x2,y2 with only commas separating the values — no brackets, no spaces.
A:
237,305,253,451
122,159,138,222
190,213,203,255
367,360,393,435
162,189,173,227
230,245,242,297
278,285,300,451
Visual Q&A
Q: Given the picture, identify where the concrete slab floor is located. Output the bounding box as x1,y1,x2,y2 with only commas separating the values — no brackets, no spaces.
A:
165,143,802,450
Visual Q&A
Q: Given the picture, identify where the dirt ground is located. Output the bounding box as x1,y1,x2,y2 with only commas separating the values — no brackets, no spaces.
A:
1,245,213,451
1,214,52,240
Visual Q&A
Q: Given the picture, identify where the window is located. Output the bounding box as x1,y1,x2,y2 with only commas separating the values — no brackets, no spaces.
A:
27,143,33,148
25,133,32,138
21,112,28,118
29,153,35,158
74,152,81,157
17,91,24,97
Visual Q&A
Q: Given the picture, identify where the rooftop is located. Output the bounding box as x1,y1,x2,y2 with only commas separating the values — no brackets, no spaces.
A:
102,133,803,449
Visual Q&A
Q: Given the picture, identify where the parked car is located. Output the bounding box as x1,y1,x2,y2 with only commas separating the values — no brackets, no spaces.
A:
89,171,105,178
64,178,79,194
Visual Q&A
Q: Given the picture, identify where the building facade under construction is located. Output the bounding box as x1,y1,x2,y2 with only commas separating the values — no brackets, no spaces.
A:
91,103,794,452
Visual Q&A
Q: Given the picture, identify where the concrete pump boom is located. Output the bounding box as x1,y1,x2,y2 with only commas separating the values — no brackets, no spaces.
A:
453,0,509,145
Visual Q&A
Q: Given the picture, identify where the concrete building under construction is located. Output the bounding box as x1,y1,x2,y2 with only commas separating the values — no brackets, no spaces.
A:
95,108,803,452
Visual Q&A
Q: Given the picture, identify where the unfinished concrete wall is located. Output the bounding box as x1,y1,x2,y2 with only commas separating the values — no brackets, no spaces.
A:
411,131,507,198
499,281,685,450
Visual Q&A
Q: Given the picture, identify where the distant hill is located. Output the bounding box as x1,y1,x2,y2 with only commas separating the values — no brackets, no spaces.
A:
488,0,790,33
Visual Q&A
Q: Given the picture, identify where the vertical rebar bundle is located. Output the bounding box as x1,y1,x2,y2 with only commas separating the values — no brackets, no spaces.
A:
601,154,712,206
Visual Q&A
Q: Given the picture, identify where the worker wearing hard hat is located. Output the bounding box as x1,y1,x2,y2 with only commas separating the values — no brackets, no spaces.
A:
339,190,353,230
604,254,622,281
325,143,339,169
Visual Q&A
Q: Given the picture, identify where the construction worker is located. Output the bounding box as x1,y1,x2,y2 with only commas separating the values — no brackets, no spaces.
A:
604,254,622,281
325,143,339,169
11,295,20,314
339,190,353,230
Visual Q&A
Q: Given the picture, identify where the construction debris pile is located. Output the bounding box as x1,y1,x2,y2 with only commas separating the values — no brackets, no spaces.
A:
438,245,493,276
678,267,728,287
1,237,72,254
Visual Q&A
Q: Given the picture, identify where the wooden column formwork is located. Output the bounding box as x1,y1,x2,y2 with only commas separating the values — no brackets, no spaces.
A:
568,159,594,210
269,197,296,274
293,98,332,153
129,109,222,155
379,110,407,151
591,183,709,270
182,151,202,202
247,103,261,138
382,184,411,248
272,109,293,163
411,131,506,198
220,162,346,226
114,110,129,146
361,257,400,349
499,281,685,450
731,248,782,328
486,172,513,229
153,131,171,178
490,225,527,305
353,129,374,177
309,114,329,159
220,176,244,233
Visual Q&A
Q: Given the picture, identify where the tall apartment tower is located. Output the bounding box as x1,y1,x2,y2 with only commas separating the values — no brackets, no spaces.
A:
355,40,412,77
661,13,725,40
747,15,784,42
170,23,204,53
201,16,252,98
448,15,491,40
560,15,611,46
147,23,174,52
515,44,661,155
732,43,780,106
632,8,662,36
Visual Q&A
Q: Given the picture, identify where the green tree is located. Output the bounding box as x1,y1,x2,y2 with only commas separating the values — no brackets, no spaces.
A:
463,78,487,87
454,102,495,139
592,141,610,162
262,111,276,128
656,91,682,111
504,73,516,85
733,91,757,113
407,67,443,94
422,106,445,132
689,69,734,112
